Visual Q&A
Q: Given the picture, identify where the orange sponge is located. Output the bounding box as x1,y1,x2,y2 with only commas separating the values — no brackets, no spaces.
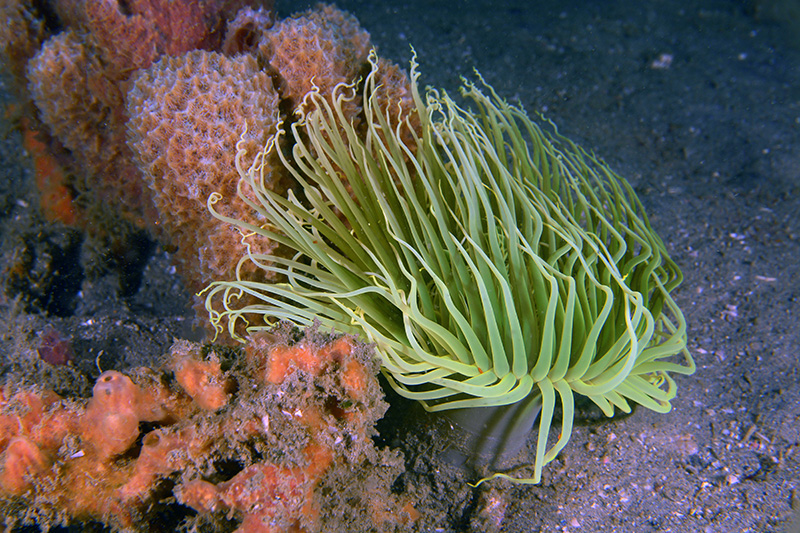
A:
171,342,232,411
80,370,176,459
0,331,410,531
0,437,48,496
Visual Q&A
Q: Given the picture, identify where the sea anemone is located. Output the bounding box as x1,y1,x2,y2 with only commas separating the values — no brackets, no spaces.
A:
203,50,695,483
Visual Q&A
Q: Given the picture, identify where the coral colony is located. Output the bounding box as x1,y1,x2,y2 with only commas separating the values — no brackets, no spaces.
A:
0,0,694,531
2,0,389,305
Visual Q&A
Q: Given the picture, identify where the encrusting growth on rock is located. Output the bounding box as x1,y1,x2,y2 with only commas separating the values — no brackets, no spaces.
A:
0,328,416,532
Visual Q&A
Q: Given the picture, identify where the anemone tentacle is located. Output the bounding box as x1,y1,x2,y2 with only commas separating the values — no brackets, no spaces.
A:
203,50,695,484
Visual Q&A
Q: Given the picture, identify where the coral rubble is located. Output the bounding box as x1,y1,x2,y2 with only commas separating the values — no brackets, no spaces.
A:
0,328,414,532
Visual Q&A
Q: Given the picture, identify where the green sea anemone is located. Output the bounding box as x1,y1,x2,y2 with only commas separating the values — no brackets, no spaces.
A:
203,51,695,484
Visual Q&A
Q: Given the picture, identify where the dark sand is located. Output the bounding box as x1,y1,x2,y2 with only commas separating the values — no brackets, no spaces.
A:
1,0,799,532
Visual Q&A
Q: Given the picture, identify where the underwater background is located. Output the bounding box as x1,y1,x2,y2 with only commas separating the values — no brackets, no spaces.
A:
1,0,798,531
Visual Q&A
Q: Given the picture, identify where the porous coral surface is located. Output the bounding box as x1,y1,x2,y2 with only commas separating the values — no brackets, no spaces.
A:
260,3,371,119
19,0,274,240
52,0,269,72
3,1,420,310
27,29,136,206
222,6,275,56
127,50,285,291
0,0,47,96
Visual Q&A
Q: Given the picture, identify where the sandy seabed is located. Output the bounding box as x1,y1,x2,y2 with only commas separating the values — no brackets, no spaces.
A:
1,0,799,532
